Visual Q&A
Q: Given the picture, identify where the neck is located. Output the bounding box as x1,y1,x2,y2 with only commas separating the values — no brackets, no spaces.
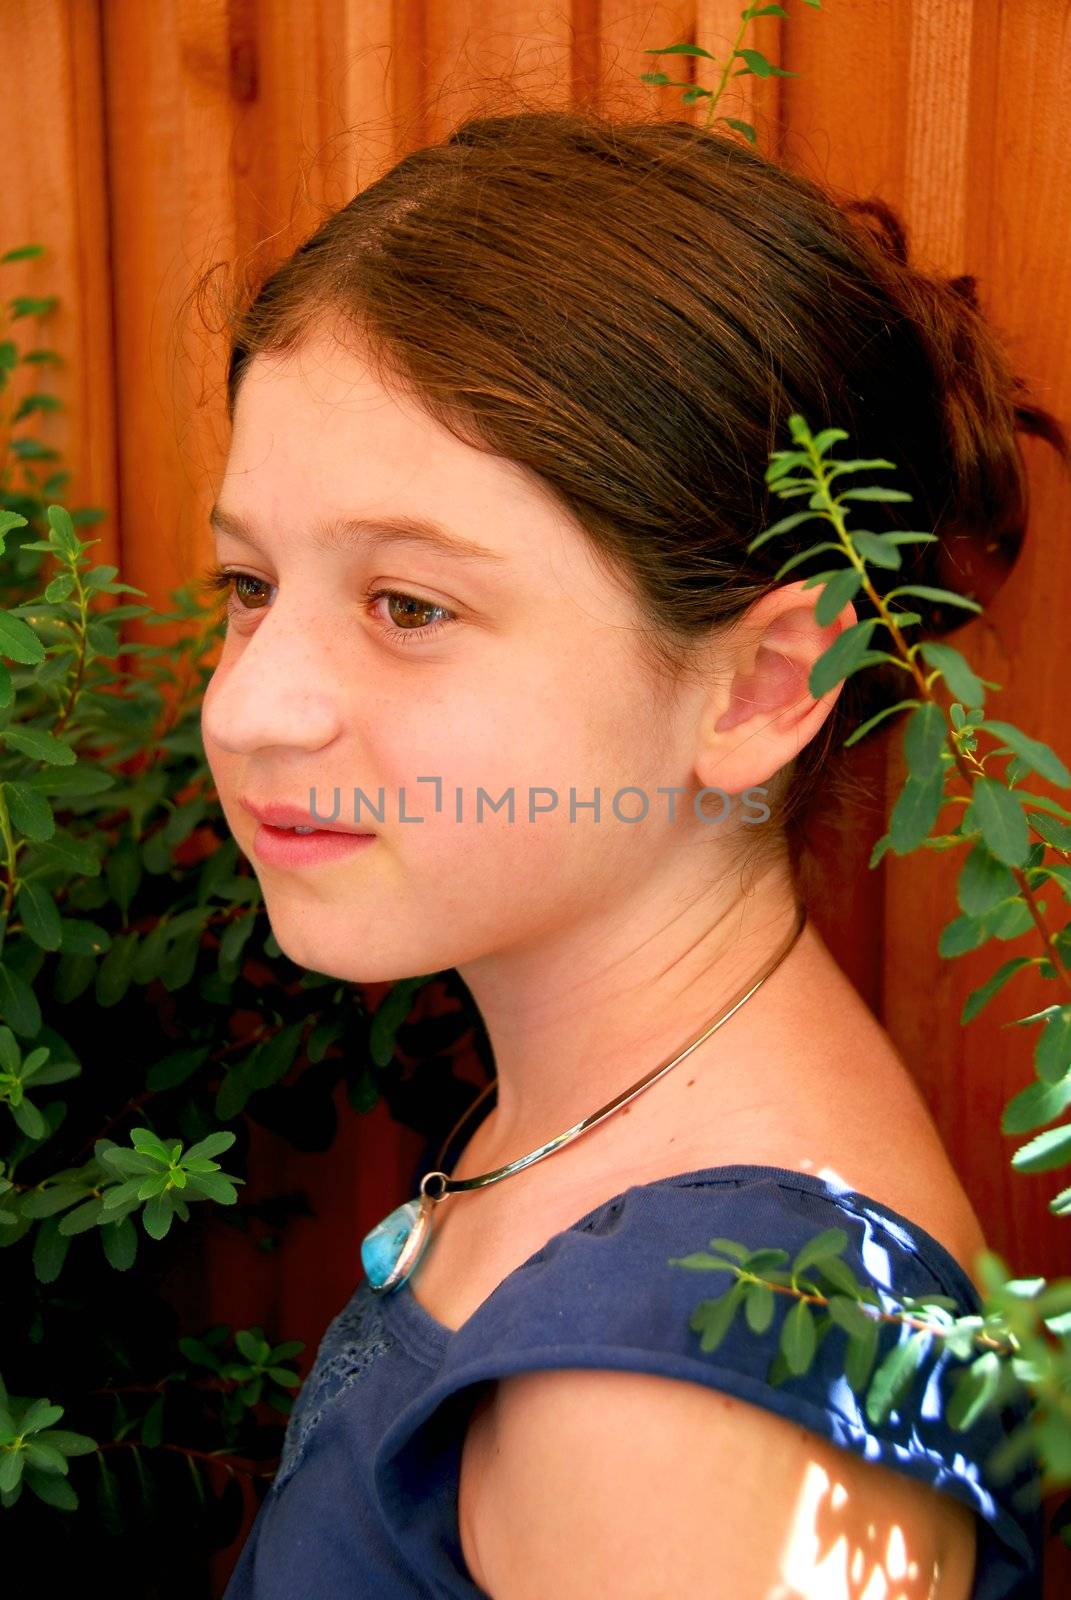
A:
453,848,807,1168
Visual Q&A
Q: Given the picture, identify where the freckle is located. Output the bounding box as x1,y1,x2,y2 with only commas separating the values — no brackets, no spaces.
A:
686,1079,696,1088
621,1105,631,1114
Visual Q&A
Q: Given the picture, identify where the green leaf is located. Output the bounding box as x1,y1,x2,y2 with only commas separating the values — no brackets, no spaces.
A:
20,1399,64,1434
885,584,982,614
748,510,821,550
970,777,1029,867
903,702,947,778
668,1251,738,1273
917,642,985,707
1028,811,1071,850
644,42,716,58
25,1465,77,1509
235,1328,264,1362
3,782,54,843
813,568,862,627
10,1097,47,1139
1002,1076,1071,1136
16,882,62,951
744,1282,776,1333
733,47,796,78
843,699,920,747
19,1182,84,1218
851,529,902,569
219,913,257,971
808,619,878,699
57,918,110,956
791,1227,848,1277
961,956,1033,1025
888,767,945,853
957,843,1018,917
24,1440,68,1474
825,1296,876,1338
946,1350,1003,1431
182,1130,237,1164
95,931,138,1007
58,1196,104,1235
0,1023,18,1073
0,959,42,1037
46,504,80,560
1036,1008,1071,1084
990,898,1033,941
100,1214,138,1270
248,1020,304,1090
0,1449,23,1492
779,1299,817,1374
844,1320,880,1395
0,610,45,665
32,1215,71,1283
140,1394,165,1448
720,118,757,144
1011,1122,1071,1174
838,486,913,503
938,912,990,958
137,1171,171,1200
142,1191,175,1239
270,1340,306,1362
100,1147,163,1177
146,1047,209,1091
130,1126,175,1162
689,1282,747,1353
979,721,1071,787
0,726,76,765
865,1330,929,1424
184,1171,238,1204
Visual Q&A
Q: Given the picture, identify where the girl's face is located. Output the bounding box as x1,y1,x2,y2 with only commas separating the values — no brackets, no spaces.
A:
201,329,729,984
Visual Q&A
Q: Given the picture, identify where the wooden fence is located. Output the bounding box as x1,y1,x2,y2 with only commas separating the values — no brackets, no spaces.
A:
5,1,1070,1592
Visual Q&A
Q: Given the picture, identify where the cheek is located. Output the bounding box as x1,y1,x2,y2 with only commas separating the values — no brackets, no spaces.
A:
364,646,676,880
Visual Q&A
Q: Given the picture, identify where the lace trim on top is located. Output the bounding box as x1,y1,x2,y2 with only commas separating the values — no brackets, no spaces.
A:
273,1283,394,1493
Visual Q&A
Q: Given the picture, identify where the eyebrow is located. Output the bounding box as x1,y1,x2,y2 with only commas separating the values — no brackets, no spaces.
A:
208,504,508,565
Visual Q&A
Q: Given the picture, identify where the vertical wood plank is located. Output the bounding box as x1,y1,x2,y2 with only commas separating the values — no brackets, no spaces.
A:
0,0,117,561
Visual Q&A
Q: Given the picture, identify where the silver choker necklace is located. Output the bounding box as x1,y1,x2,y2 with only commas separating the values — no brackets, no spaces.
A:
360,901,809,1295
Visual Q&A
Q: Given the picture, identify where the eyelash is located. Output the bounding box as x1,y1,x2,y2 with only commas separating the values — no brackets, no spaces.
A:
198,563,457,646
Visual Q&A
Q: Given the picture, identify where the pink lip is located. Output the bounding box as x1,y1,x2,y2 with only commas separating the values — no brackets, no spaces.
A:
238,796,375,835
251,822,377,870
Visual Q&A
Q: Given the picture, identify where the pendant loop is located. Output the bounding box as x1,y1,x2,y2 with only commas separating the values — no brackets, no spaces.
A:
420,1170,450,1202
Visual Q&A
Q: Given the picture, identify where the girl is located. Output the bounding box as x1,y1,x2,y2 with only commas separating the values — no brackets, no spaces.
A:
201,109,1064,1599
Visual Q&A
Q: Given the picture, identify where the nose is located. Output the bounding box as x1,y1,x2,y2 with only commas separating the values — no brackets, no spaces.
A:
201,610,347,756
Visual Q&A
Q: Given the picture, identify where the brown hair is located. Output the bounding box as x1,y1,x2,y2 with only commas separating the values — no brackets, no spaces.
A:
220,107,1069,861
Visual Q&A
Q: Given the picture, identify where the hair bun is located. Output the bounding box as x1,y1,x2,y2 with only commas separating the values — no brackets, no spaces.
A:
830,193,1069,635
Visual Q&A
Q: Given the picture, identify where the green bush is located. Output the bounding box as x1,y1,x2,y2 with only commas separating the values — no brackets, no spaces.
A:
0,244,490,1587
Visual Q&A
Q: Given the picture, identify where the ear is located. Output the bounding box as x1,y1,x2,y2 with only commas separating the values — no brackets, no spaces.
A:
694,580,857,794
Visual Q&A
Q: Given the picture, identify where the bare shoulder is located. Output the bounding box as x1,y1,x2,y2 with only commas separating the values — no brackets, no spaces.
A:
459,1363,978,1599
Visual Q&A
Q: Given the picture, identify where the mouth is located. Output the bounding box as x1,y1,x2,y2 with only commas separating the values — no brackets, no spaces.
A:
249,818,379,870
238,796,376,837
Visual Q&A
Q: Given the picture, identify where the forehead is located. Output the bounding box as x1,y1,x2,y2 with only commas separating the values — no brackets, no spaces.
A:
221,333,571,574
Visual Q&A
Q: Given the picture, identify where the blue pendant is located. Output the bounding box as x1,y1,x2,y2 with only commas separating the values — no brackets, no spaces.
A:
360,1191,436,1295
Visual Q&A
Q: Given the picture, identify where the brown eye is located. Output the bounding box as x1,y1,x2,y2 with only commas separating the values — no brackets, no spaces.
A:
383,592,448,630
364,587,457,646
233,574,271,609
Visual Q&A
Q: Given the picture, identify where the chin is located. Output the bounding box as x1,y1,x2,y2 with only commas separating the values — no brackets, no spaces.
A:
258,912,433,987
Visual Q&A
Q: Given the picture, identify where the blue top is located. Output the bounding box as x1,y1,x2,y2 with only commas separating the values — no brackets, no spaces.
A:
223,1164,1044,1599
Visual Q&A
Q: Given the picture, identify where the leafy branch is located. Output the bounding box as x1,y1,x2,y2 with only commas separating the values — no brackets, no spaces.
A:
669,412,1071,1522
639,1,821,145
